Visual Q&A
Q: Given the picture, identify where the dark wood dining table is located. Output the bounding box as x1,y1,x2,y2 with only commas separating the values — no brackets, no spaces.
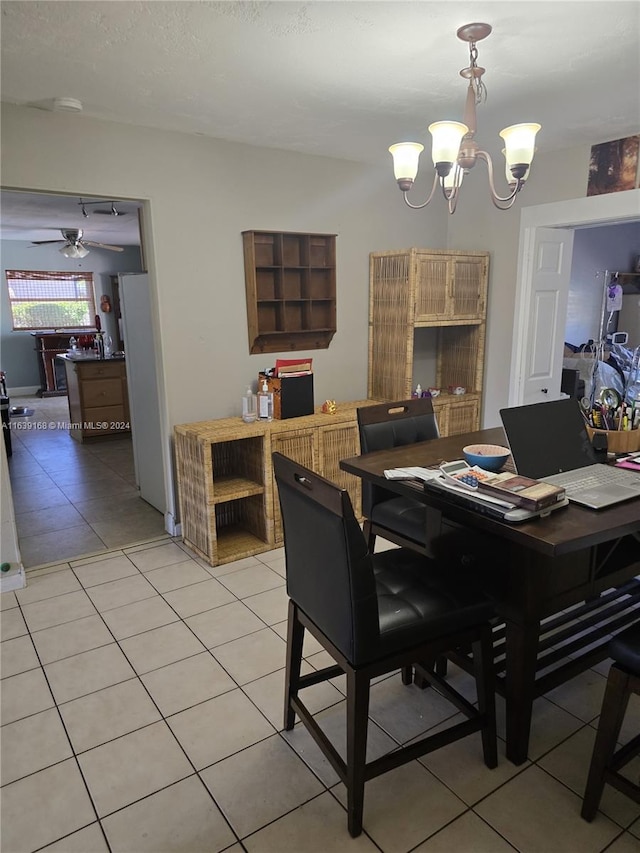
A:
340,426,640,764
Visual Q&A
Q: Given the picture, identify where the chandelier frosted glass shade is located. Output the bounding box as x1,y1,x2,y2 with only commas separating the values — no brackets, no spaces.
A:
428,121,469,169
389,142,425,189
500,123,541,176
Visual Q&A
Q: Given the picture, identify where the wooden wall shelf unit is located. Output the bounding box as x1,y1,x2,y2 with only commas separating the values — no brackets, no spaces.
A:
368,248,489,435
175,401,373,567
242,230,337,354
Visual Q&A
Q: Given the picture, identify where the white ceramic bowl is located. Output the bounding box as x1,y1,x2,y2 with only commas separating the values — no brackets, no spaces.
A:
462,443,511,472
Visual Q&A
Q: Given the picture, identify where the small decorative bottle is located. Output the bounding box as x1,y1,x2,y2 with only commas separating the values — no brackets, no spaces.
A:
242,386,257,423
412,383,422,398
258,380,273,421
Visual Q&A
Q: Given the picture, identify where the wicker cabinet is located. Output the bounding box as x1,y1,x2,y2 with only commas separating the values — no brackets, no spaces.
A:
368,248,489,435
175,402,370,566
242,230,337,354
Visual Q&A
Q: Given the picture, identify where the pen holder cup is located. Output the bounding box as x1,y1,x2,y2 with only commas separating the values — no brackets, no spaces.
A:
586,426,640,454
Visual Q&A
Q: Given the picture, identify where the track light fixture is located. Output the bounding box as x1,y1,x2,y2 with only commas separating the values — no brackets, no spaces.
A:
388,23,541,214
77,199,125,216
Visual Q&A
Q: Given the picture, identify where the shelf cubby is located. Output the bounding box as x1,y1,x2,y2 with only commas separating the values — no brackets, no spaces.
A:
256,269,279,300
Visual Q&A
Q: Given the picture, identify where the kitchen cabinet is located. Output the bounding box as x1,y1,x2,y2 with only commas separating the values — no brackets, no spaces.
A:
58,355,130,442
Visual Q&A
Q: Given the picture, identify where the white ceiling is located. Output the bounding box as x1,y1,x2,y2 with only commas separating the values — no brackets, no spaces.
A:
0,192,143,246
1,1,639,242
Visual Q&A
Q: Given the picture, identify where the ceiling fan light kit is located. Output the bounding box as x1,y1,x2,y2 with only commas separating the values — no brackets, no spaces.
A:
60,243,89,259
389,22,541,214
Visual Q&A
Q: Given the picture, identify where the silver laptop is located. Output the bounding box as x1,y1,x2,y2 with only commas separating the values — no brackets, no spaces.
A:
500,399,640,510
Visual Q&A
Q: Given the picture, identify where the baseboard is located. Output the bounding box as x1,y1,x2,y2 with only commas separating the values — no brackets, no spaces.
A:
165,512,181,537
0,562,26,592
7,386,40,397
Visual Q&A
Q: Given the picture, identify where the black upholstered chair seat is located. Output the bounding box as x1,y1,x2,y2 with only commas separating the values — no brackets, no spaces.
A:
608,623,640,673
373,548,494,657
370,497,427,547
582,622,640,821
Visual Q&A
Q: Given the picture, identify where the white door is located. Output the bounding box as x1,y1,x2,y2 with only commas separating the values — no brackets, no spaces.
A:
513,227,574,405
119,273,166,513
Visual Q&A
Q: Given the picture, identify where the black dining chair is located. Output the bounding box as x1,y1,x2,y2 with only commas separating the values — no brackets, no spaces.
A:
273,452,497,838
581,622,640,821
357,398,439,555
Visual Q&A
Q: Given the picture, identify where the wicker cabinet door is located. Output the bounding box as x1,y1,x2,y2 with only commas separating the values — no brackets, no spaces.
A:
431,399,450,437
447,398,480,435
415,255,449,318
368,252,414,401
271,428,317,543
449,256,488,319
317,421,363,519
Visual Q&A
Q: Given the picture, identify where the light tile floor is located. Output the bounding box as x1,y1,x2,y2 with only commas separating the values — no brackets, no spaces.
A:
6,395,168,568
2,537,640,853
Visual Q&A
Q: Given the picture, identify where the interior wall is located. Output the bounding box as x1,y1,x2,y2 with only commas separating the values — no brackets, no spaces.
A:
565,221,640,347
446,140,614,426
1,102,447,522
3,103,635,466
1,240,143,389
1,103,445,423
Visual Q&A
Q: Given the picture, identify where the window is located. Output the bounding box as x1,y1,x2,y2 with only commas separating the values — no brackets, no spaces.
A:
6,270,96,330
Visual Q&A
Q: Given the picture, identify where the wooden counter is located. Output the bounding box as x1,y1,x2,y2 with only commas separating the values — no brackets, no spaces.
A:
57,355,130,442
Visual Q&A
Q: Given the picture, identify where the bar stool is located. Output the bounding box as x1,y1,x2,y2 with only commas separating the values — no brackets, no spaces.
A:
581,622,640,821
273,452,497,837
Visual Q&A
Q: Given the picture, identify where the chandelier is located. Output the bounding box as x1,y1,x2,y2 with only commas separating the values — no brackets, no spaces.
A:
389,23,541,214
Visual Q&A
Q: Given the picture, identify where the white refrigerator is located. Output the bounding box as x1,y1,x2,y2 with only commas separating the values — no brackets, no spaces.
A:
118,273,166,514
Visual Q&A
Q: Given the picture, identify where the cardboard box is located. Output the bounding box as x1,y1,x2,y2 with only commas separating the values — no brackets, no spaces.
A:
259,372,314,419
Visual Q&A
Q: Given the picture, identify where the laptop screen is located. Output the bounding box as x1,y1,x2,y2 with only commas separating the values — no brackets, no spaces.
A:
500,399,596,479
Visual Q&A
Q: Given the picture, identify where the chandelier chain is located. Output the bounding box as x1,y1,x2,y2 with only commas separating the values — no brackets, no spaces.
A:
468,43,487,105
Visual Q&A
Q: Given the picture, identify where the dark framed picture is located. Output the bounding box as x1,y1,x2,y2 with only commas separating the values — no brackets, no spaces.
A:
587,135,640,196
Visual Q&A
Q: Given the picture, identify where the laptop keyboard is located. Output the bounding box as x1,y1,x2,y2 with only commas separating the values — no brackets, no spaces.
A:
551,466,632,494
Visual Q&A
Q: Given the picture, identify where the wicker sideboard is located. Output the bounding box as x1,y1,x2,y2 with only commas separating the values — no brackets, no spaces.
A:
174,402,372,567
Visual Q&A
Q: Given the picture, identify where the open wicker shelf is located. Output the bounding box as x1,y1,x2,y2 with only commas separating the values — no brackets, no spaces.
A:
211,477,265,503
216,527,269,563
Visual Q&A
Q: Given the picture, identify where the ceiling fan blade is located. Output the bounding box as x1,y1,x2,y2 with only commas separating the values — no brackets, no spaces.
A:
31,239,64,245
82,241,124,252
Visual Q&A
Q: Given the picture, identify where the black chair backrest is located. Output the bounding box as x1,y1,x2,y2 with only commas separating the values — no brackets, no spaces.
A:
357,399,439,515
273,452,378,664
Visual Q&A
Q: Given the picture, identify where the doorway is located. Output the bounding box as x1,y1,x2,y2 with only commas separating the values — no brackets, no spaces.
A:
508,189,640,406
0,189,169,566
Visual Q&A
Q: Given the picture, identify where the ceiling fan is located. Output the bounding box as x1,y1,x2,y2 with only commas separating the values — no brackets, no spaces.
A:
32,228,124,258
